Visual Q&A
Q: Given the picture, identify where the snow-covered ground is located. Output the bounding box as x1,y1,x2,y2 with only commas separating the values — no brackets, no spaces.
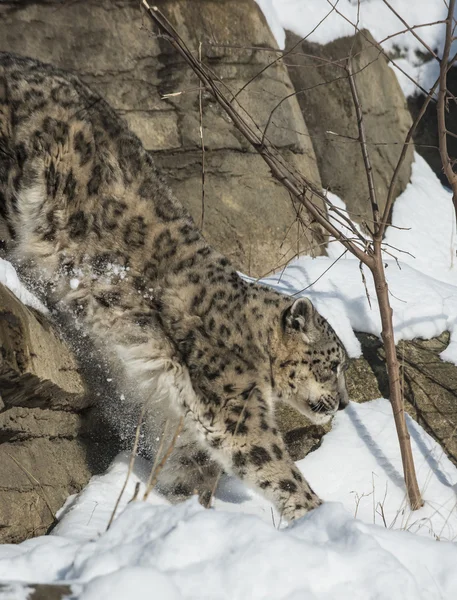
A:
2,398,457,600
256,0,451,97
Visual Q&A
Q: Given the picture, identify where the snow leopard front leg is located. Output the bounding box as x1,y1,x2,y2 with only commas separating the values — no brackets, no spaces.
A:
190,385,322,521
156,427,220,507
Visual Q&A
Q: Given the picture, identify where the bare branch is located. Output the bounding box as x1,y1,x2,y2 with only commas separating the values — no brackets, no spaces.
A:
198,41,206,229
359,260,372,309
381,0,440,60
377,63,455,239
346,58,379,227
377,20,445,50
261,52,383,145
233,0,342,101
325,0,432,97
291,249,348,295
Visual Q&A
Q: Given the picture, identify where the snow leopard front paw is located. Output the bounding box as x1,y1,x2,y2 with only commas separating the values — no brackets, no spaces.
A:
281,494,323,522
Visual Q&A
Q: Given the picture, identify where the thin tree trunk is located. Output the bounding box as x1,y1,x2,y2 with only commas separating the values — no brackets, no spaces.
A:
371,244,423,509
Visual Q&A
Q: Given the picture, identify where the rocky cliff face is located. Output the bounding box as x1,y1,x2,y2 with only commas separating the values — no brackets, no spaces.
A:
0,0,325,277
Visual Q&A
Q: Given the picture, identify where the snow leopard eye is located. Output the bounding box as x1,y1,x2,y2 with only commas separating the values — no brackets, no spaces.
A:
330,361,339,373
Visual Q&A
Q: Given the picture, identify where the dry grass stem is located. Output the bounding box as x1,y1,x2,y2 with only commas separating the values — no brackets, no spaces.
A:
143,417,184,500
107,404,148,530
142,418,170,500
6,453,56,521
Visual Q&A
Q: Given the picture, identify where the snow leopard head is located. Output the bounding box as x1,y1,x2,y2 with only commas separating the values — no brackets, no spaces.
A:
275,297,349,424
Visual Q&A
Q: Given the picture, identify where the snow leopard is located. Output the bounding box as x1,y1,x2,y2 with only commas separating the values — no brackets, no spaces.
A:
0,52,349,522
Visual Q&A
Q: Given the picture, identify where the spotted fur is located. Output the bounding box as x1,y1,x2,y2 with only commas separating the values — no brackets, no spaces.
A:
0,52,349,521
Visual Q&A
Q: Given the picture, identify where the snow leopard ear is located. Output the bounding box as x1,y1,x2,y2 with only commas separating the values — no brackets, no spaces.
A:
282,297,318,343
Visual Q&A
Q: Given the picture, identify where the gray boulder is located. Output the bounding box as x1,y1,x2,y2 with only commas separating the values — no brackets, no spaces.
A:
0,284,95,543
347,332,457,467
285,30,414,229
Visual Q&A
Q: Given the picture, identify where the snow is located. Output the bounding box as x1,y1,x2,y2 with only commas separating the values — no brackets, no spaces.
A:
40,399,457,544
0,257,46,312
255,0,451,97
384,153,457,284
300,399,457,539
2,398,457,599
70,277,80,290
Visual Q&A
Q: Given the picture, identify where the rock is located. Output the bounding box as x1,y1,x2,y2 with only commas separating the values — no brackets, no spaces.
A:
0,438,91,543
0,583,71,600
285,30,414,229
0,0,325,277
0,285,86,411
276,403,331,461
347,331,457,467
0,283,96,543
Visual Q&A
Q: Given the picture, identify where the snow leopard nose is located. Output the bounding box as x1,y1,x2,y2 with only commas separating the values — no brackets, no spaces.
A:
338,395,349,411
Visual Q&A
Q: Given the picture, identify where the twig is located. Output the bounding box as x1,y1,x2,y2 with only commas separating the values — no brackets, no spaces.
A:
359,261,372,309
6,453,55,521
346,58,379,227
232,0,342,101
203,20,445,60
381,0,439,60
377,19,445,50
325,0,431,97
143,417,184,500
107,404,147,530
198,41,206,230
291,249,348,295
378,66,451,239
261,53,382,147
